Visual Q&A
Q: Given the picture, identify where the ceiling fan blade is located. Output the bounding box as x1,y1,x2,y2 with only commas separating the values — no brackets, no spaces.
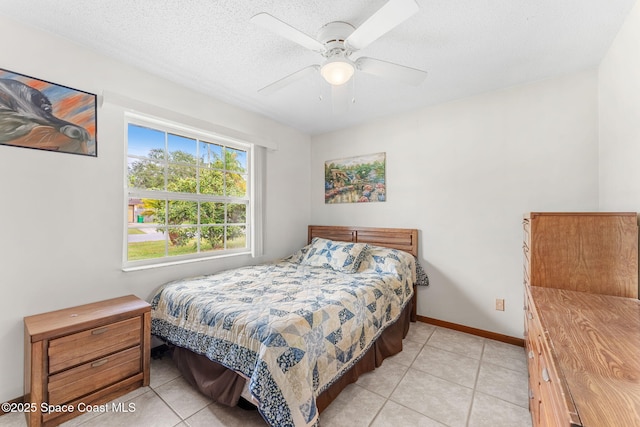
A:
345,0,419,51
251,13,325,52
258,65,320,95
356,57,427,86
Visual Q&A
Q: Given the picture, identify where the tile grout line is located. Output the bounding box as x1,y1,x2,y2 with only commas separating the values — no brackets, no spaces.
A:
470,360,532,411
367,326,437,426
465,339,486,427
409,343,483,379
149,388,187,425
366,340,426,426
142,327,527,427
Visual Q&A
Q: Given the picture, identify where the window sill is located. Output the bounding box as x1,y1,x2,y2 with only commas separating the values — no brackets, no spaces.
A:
122,250,251,272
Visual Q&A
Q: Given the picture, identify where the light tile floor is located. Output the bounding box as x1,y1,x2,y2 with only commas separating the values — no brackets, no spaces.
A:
1,323,532,427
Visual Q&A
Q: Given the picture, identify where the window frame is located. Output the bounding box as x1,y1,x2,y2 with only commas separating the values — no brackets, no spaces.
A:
123,112,254,270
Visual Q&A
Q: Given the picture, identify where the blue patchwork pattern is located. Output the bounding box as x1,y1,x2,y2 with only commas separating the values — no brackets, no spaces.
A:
301,237,369,273
150,255,415,427
358,247,408,277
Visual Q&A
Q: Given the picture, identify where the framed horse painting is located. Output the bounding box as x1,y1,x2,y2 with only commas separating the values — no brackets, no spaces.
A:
0,68,97,156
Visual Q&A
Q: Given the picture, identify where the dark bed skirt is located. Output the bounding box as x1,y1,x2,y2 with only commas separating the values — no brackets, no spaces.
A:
170,302,412,416
316,302,411,412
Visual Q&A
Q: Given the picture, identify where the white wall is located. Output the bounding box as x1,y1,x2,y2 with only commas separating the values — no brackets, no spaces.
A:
0,16,311,403
311,70,600,338
3,1,635,403
599,0,640,210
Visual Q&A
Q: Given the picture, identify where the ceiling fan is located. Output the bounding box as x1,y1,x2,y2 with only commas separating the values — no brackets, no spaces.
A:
251,0,428,96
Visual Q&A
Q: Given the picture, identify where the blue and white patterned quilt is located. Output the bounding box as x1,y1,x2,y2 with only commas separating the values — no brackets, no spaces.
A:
151,247,415,427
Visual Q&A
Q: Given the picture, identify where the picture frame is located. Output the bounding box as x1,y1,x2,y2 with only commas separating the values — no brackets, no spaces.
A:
325,152,386,204
0,67,97,156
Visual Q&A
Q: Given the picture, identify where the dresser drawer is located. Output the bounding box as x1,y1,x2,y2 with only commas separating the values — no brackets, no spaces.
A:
48,317,141,373
48,346,141,406
539,356,568,426
525,294,538,339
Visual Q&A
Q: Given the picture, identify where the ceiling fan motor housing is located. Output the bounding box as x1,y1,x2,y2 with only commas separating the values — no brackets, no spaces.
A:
317,21,355,56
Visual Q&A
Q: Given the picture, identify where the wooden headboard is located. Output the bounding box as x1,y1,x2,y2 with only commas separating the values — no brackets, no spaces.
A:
308,225,418,257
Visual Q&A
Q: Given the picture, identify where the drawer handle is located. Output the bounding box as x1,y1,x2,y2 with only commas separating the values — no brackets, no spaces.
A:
92,327,109,335
528,350,534,359
527,312,533,320
91,358,109,368
542,367,550,382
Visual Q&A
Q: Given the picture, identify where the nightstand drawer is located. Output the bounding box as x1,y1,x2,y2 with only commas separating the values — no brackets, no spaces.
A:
48,317,141,374
25,295,150,427
48,345,141,406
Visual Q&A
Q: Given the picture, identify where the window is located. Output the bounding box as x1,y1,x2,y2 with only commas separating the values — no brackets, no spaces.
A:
125,115,253,268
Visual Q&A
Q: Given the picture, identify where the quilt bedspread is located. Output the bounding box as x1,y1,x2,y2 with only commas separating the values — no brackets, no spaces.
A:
150,256,414,427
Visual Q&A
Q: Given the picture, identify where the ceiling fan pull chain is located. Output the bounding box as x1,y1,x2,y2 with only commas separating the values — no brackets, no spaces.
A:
351,74,356,104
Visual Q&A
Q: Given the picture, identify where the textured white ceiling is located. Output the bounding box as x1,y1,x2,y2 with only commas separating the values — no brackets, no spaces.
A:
0,0,635,135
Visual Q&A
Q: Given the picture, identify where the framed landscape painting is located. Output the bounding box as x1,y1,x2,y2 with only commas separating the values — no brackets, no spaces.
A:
325,152,386,204
0,68,97,156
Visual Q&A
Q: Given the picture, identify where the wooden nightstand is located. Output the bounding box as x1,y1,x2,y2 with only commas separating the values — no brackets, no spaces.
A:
24,295,150,427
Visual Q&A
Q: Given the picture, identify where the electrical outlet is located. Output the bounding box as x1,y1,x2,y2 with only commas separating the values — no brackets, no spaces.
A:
495,298,505,311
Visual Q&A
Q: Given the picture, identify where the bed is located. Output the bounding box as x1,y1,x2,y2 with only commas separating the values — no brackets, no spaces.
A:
150,225,422,426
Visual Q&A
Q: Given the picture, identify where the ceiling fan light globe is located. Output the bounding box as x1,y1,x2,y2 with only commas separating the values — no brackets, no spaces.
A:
321,60,355,85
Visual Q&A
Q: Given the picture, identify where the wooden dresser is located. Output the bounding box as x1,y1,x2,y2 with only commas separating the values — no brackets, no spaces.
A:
523,212,640,426
523,212,638,298
24,295,150,426
525,286,640,426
